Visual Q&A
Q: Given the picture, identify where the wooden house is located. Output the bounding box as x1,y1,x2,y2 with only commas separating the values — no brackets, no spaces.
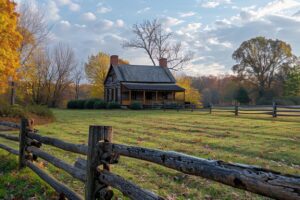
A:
104,55,185,106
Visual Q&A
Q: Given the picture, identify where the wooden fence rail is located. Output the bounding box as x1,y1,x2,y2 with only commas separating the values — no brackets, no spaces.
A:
209,102,300,118
0,119,299,200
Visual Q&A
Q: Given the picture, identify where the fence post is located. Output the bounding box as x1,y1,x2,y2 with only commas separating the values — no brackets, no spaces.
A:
209,103,212,114
85,126,113,200
19,118,33,170
235,101,239,116
272,101,277,118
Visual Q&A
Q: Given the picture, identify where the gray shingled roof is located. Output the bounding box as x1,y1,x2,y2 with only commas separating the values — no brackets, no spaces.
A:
113,65,176,83
122,82,185,91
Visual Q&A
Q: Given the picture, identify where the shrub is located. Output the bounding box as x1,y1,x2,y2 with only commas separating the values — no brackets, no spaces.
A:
164,102,179,109
129,102,143,110
76,100,86,109
0,104,27,118
67,99,86,109
84,98,101,109
107,102,121,109
67,100,77,109
26,105,54,119
94,100,107,109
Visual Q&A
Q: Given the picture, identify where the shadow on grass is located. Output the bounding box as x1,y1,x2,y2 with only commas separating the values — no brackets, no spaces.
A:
0,150,56,199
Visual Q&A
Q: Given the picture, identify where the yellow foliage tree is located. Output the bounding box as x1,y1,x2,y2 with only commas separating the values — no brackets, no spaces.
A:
176,75,201,106
0,0,22,93
85,52,128,98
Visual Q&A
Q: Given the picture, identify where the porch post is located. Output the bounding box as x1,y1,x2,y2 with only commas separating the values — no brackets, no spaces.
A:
183,91,185,102
156,91,158,102
129,90,131,104
143,90,146,105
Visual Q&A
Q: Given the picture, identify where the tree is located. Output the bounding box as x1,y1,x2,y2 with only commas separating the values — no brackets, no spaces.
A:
84,52,128,98
176,76,201,105
123,19,193,70
232,37,294,98
18,1,50,67
73,66,84,100
0,0,22,93
235,87,250,104
49,43,77,107
284,66,300,96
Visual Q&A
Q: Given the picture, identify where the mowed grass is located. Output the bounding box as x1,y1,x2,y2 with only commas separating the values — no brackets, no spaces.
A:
1,109,300,199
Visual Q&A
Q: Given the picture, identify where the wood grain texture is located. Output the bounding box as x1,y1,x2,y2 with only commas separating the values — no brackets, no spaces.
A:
98,170,164,200
26,160,83,200
0,143,19,155
0,132,19,141
27,132,88,155
0,121,20,129
27,146,85,182
102,143,300,200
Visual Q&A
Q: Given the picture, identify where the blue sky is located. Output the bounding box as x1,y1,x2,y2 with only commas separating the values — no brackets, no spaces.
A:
17,0,300,75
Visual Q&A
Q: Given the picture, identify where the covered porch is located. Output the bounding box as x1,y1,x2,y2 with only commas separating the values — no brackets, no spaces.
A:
121,83,185,106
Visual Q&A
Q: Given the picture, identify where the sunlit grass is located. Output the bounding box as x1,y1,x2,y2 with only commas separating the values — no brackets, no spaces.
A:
1,109,299,199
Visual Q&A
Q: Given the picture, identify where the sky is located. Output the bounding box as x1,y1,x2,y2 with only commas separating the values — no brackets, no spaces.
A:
17,0,300,76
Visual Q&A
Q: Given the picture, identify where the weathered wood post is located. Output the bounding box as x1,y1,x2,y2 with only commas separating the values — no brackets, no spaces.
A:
85,126,113,200
235,101,239,116
272,101,277,118
10,80,15,106
209,103,212,114
19,118,33,169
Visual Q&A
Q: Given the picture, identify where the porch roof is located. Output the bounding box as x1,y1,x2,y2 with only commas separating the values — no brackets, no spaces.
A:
122,82,185,92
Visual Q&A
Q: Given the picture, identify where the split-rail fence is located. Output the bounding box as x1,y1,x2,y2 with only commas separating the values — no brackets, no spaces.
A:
0,119,299,200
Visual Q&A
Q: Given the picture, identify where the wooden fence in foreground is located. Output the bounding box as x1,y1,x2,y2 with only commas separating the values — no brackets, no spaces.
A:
0,119,300,200
208,102,300,117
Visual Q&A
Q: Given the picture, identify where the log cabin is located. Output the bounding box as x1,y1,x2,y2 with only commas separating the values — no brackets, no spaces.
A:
104,55,185,107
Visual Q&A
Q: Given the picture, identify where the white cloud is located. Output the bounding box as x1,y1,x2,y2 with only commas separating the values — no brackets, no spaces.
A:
137,7,151,14
201,0,232,8
69,3,80,11
161,16,184,27
59,20,71,29
82,12,97,21
97,3,112,14
116,19,125,27
179,11,196,18
47,1,60,21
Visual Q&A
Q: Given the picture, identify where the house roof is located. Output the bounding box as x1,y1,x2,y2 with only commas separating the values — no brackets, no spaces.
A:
112,64,176,83
122,82,185,91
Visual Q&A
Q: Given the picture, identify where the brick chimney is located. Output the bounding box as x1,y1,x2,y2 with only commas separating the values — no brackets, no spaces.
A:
110,55,119,66
159,58,167,67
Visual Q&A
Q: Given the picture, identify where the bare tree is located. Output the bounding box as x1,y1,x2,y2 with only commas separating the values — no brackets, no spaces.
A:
123,19,193,70
50,43,77,107
18,1,50,67
73,66,84,100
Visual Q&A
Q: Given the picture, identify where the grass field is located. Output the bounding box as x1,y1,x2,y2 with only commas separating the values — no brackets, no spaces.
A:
1,109,300,199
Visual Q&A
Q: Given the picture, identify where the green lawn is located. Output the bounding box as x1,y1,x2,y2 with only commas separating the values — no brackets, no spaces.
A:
1,109,300,199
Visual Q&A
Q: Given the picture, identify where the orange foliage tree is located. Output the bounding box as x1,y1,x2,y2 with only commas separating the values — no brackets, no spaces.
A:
0,0,22,93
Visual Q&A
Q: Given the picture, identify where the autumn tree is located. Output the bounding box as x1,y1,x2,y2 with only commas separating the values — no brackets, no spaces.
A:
284,65,300,96
18,1,49,67
232,37,294,98
0,0,22,93
123,19,193,70
85,52,128,98
176,75,201,105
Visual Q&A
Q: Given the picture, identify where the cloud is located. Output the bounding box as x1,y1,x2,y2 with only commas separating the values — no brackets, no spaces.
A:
161,16,184,27
47,1,60,21
179,11,196,18
59,20,71,29
55,0,80,11
201,0,232,8
97,3,112,14
82,12,97,21
116,19,125,27
137,7,151,14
